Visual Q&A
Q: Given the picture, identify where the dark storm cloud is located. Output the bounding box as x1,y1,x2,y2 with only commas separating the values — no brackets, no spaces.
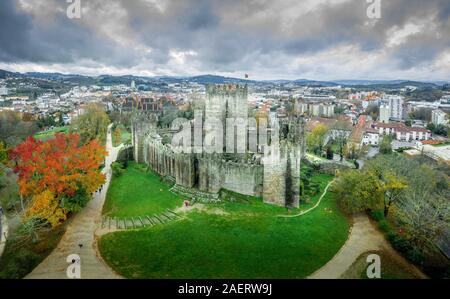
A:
0,0,142,66
0,0,33,62
0,0,449,78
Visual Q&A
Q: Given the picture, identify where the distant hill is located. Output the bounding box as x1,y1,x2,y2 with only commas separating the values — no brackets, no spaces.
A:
96,74,153,85
293,79,338,87
25,72,85,80
0,69,448,88
24,72,96,85
335,80,439,89
188,74,255,84
331,79,406,86
0,69,22,79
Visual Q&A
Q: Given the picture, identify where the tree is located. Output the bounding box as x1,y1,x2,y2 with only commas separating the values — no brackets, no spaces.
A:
70,103,110,144
0,111,38,146
306,124,329,155
408,108,432,121
332,169,384,213
379,135,392,154
364,155,407,216
364,104,379,120
113,127,121,147
427,123,448,136
326,146,334,160
364,154,449,254
0,168,19,211
36,115,56,129
344,142,358,159
380,172,407,216
9,133,106,227
333,120,349,161
0,141,8,175
25,190,66,227
57,112,66,126
108,110,132,130
406,87,443,103
394,164,449,254
21,113,34,122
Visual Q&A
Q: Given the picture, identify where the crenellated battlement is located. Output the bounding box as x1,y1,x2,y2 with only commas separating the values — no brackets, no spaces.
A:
206,84,248,96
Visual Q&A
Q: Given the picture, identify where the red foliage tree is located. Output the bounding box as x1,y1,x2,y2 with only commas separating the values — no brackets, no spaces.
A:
9,133,107,226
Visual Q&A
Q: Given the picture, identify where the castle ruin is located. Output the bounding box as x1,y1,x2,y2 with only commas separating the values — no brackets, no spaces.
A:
132,84,304,208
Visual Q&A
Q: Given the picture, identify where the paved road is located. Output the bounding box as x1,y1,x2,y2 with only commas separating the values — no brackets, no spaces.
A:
26,125,122,279
308,213,426,279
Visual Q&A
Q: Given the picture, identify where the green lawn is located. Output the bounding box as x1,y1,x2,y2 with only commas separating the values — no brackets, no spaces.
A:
300,165,334,210
33,126,69,140
102,162,183,218
99,168,350,278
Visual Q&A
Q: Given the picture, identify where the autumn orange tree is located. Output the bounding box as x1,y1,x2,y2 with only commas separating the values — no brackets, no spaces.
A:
9,133,107,227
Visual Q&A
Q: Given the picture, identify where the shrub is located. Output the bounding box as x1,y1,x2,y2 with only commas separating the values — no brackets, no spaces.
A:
311,163,321,171
388,232,411,253
406,248,425,265
117,146,133,164
305,168,313,178
309,183,320,195
370,209,385,221
111,162,125,177
0,249,41,279
378,219,391,233
326,147,334,160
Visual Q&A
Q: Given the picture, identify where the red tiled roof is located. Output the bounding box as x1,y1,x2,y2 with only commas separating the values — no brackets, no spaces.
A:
349,115,366,143
364,127,379,134
421,140,442,145
409,127,430,133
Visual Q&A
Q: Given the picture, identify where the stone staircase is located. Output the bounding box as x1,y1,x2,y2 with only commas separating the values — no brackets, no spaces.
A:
101,209,183,231
169,184,221,204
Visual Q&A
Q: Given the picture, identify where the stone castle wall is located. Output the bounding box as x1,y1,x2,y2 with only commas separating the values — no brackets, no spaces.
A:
131,84,304,208
136,130,263,197
197,156,263,196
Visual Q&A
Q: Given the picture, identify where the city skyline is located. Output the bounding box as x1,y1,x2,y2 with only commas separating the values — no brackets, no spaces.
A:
0,0,449,81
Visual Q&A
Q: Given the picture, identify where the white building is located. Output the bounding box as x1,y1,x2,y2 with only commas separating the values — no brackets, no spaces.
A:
431,109,448,126
379,105,390,123
0,86,8,96
320,104,335,117
373,122,432,141
387,95,404,120
131,80,136,90
310,104,320,117
294,102,308,114
362,128,380,146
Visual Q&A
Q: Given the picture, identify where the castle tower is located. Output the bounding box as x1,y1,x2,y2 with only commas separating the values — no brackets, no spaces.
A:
204,84,249,154
262,116,303,208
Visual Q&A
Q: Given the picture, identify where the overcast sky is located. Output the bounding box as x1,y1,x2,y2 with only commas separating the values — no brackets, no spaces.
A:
0,0,449,81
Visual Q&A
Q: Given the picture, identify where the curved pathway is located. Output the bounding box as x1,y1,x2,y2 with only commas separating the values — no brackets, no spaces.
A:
308,213,426,279
26,124,122,279
278,179,334,218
